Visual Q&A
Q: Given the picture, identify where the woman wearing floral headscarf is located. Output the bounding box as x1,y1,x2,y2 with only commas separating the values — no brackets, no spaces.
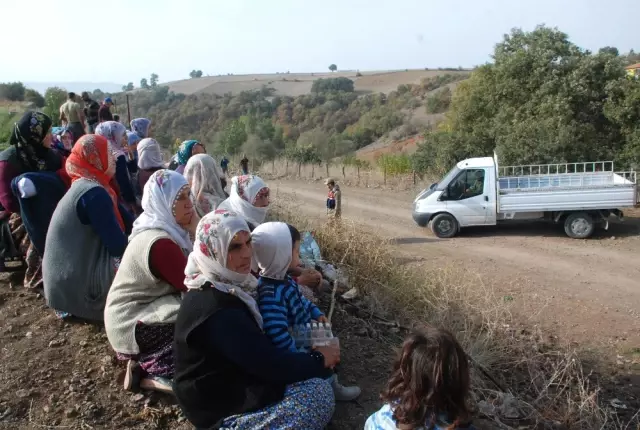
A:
51,126,73,157
173,210,336,429
130,118,151,139
217,175,270,231
184,154,226,217
168,139,205,174
96,121,138,212
0,111,65,287
105,170,197,394
43,134,133,321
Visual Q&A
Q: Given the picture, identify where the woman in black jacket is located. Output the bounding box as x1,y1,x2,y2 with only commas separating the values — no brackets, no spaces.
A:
174,210,338,429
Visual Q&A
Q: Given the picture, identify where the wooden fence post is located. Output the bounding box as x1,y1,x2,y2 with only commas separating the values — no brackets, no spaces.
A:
342,165,346,179
383,165,387,185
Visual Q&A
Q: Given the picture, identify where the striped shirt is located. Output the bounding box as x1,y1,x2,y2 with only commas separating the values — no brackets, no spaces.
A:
257,276,324,352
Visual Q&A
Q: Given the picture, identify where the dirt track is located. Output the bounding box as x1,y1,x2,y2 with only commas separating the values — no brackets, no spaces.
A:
273,180,640,351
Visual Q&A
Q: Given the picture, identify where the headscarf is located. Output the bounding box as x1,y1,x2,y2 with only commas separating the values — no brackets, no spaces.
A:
126,131,141,147
9,111,54,172
184,154,226,217
130,118,151,139
137,138,165,170
130,169,193,253
218,175,269,228
251,222,293,280
176,140,200,166
184,210,262,327
66,134,124,231
95,121,126,158
51,126,73,153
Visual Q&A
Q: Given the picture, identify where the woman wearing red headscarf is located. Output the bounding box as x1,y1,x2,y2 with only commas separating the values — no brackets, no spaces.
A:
43,134,133,321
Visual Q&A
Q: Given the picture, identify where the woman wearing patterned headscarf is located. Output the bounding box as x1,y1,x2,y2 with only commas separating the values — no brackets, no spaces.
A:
130,118,151,139
168,139,205,174
184,154,226,217
105,170,196,394
43,134,133,321
0,111,66,287
217,175,270,230
96,121,138,213
173,210,335,429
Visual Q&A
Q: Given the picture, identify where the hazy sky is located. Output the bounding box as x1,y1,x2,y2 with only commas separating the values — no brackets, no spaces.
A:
1,0,637,85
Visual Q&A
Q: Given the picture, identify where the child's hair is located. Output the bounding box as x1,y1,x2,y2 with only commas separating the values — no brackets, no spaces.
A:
287,224,301,247
380,327,470,428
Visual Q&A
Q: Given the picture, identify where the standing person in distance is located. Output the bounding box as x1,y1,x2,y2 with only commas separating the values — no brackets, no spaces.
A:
98,97,114,123
240,153,249,175
220,155,229,176
325,178,341,219
59,92,86,143
81,91,100,133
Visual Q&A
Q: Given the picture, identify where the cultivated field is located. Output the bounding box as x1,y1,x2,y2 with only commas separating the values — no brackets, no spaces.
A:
163,69,469,97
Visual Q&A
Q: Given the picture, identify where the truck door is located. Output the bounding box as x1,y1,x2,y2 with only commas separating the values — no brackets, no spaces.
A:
443,168,492,226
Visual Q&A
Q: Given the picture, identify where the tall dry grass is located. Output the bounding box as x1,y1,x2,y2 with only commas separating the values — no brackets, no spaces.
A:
271,196,634,429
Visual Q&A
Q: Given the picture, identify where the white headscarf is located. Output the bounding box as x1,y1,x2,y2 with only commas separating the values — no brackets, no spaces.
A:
137,138,165,170
218,175,269,228
95,121,126,158
184,210,262,327
184,154,226,217
251,222,293,280
130,170,193,253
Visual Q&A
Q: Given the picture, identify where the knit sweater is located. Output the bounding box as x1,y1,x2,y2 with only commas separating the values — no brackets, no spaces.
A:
257,276,324,352
104,229,183,354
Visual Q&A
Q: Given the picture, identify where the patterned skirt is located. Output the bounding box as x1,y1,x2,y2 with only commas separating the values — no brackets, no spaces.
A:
220,378,334,430
117,322,175,378
7,213,43,289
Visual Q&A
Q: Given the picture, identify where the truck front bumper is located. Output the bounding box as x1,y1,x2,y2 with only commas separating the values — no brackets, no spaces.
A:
412,211,431,227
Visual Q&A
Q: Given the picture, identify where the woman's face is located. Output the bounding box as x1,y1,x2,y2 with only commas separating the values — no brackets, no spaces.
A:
120,133,128,148
42,132,53,148
173,186,195,228
290,240,301,269
61,133,73,150
227,230,252,274
192,144,206,156
253,187,270,208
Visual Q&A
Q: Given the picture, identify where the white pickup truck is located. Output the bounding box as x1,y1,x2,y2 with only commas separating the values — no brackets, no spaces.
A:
412,153,638,239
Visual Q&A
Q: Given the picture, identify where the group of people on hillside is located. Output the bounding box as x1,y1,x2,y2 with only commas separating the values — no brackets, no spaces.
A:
0,109,476,429
58,92,116,143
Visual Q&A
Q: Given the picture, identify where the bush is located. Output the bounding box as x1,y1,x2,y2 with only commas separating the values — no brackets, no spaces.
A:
375,153,412,175
311,77,355,93
425,86,452,114
0,82,26,101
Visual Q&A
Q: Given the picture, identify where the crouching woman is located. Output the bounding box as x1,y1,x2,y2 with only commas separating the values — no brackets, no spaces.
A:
173,210,337,429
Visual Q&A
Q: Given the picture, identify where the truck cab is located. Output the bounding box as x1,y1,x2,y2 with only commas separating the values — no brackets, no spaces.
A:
412,157,497,238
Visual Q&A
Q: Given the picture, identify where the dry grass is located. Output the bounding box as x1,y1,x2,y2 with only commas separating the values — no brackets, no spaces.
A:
271,196,637,429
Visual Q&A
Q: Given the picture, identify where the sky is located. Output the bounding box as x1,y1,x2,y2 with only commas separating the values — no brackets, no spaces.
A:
1,0,638,86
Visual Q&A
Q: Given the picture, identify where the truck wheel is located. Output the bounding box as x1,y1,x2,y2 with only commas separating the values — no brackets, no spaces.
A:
564,212,594,239
431,213,458,238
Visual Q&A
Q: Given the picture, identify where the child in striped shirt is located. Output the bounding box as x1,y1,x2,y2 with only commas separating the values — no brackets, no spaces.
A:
252,221,360,401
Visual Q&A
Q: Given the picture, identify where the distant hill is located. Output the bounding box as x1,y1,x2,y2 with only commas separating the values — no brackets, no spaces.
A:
24,82,123,95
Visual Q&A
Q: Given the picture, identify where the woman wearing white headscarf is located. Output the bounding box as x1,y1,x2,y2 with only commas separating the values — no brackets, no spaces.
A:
104,170,197,394
184,154,226,217
217,174,270,230
135,138,165,197
95,121,138,212
173,210,337,429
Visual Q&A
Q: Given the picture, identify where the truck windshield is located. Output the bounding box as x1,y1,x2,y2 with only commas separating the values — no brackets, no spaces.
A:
435,166,461,190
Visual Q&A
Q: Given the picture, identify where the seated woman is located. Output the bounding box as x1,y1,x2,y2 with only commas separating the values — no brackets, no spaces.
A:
184,154,226,217
43,135,133,321
130,117,151,140
125,131,141,174
127,117,150,174
95,121,138,214
365,328,476,430
217,175,270,231
105,170,196,394
0,112,65,287
51,127,73,157
168,140,205,174
174,210,337,429
136,138,165,194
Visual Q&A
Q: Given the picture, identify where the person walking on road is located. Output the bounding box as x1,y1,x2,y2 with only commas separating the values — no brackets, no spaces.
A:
325,178,341,220
220,155,229,176
59,92,86,144
240,154,249,175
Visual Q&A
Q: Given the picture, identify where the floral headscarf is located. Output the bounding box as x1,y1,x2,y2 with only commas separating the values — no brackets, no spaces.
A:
66,134,124,231
176,140,200,166
10,111,55,172
184,210,262,327
218,175,269,228
137,138,165,170
130,118,151,139
51,126,73,154
184,154,226,217
129,169,193,253
95,121,126,158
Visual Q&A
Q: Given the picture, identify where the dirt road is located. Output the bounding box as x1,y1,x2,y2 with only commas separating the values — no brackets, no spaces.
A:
273,180,640,350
